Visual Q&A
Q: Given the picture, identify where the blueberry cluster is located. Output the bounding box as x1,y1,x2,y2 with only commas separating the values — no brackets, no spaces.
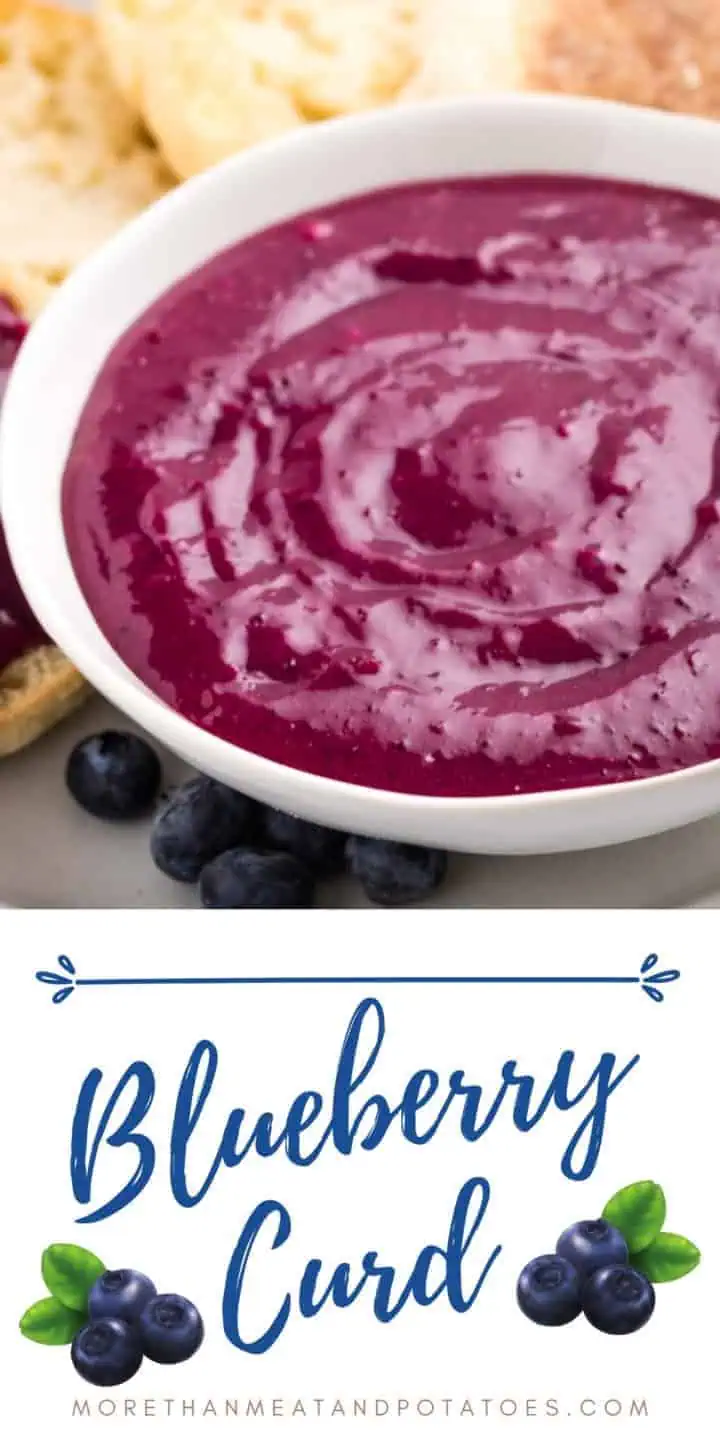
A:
65,732,448,907
517,1220,656,1336
71,1270,203,1387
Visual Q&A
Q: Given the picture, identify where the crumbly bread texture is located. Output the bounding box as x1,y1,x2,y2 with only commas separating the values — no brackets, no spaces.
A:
97,0,720,182
0,644,89,757
0,1,172,755
97,1,427,180
0,0,172,316
406,0,720,112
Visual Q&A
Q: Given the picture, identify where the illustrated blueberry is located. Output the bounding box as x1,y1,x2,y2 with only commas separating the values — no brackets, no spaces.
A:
556,1219,629,1279
89,1269,157,1324
66,732,161,820
346,836,448,905
261,807,346,875
516,1254,583,1327
150,776,256,882
199,848,315,908
71,1319,143,1387
138,1294,204,1364
582,1264,656,1335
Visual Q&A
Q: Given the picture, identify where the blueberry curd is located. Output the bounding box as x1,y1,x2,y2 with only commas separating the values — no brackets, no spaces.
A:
0,295,47,670
63,176,720,796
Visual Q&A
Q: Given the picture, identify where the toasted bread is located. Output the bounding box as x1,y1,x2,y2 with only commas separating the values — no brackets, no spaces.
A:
97,1,720,182
0,644,89,758
0,0,172,756
97,1,427,179
403,1,720,114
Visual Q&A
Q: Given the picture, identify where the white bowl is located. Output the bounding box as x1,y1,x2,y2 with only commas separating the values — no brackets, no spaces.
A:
5,93,720,855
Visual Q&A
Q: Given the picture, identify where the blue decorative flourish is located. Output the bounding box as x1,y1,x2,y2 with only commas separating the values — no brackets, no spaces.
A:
35,953,680,1005
637,952,682,1003
35,955,76,1005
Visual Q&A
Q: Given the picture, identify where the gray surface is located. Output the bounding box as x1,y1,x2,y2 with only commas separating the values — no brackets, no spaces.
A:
1,696,719,907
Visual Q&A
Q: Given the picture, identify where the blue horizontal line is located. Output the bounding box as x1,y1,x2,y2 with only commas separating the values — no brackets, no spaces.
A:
75,975,640,988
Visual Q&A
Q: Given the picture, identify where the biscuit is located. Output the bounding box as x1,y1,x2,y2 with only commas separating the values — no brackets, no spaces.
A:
0,0,172,754
98,1,720,182
97,0,427,179
0,0,172,312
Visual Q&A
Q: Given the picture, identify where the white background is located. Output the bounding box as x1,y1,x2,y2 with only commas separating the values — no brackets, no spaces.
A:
0,911,716,1436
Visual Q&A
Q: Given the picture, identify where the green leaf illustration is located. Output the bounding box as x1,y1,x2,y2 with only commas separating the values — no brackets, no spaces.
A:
19,1297,86,1346
631,1233,701,1283
602,1181,666,1252
41,1244,105,1314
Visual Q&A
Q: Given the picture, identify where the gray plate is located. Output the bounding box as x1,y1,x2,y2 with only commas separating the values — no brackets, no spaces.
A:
2,697,720,907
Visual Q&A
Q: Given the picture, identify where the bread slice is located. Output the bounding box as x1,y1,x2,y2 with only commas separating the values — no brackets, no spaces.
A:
0,0,172,756
0,0,173,315
409,0,720,115
0,644,90,758
96,1,429,179
97,0,720,182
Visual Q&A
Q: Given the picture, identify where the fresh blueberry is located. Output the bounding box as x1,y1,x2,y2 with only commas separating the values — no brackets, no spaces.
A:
89,1269,157,1324
138,1294,204,1364
200,848,315,908
517,1254,582,1326
66,732,161,820
346,836,448,905
261,807,346,875
71,1318,143,1387
556,1219,629,1279
582,1265,656,1335
150,776,256,882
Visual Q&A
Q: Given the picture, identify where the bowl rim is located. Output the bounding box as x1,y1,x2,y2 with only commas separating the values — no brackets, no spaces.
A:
5,89,720,822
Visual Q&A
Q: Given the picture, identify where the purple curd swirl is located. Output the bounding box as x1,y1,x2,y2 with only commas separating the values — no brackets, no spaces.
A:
62,176,720,795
